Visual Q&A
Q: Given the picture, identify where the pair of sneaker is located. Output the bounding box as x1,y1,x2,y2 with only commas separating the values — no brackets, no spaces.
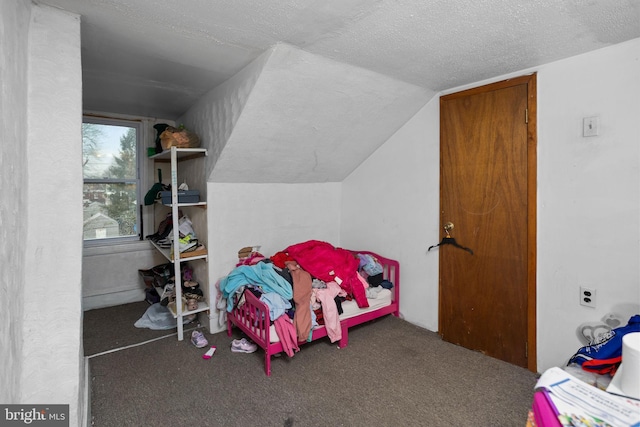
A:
191,330,208,348
158,216,197,249
231,338,258,353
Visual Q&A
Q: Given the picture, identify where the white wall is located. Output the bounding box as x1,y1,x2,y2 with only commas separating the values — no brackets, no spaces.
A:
343,37,640,372
179,48,271,180
2,3,86,423
0,0,31,405
342,97,441,331
82,242,167,309
536,38,640,371
206,182,341,332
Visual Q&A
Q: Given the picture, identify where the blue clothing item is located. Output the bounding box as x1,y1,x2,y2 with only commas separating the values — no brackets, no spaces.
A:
260,292,292,320
221,263,293,312
357,253,383,276
568,314,640,371
380,279,394,290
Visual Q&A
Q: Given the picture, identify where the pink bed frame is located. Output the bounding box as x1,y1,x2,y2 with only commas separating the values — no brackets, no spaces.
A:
226,250,400,376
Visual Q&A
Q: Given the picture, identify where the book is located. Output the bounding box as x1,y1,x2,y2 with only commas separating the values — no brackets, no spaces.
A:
534,367,640,427
531,389,562,427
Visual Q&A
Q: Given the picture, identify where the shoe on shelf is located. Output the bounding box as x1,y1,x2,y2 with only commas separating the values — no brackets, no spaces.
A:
169,236,198,259
160,283,175,306
191,330,208,348
231,338,258,353
178,215,196,239
176,235,198,253
186,298,199,311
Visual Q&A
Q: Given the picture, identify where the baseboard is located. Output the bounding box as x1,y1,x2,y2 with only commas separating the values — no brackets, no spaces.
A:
83,289,146,311
83,357,91,427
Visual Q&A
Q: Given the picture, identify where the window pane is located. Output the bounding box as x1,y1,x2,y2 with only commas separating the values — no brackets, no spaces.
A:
83,123,137,180
83,183,138,240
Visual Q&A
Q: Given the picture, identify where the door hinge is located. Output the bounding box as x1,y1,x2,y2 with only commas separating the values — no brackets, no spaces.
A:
525,108,529,124
525,341,528,358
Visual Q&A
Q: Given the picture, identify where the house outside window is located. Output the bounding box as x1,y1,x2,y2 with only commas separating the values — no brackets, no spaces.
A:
82,116,142,244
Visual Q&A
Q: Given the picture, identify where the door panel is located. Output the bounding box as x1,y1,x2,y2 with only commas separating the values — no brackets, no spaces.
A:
439,75,536,369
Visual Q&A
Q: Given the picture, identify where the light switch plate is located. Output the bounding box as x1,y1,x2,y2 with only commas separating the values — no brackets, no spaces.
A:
583,116,599,137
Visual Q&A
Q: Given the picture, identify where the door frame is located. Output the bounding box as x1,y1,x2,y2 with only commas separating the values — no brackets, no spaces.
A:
438,74,537,372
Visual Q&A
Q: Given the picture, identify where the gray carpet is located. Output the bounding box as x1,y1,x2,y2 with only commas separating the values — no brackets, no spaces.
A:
84,302,537,426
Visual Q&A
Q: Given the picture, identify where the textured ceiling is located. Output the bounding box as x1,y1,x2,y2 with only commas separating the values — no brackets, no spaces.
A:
40,0,640,120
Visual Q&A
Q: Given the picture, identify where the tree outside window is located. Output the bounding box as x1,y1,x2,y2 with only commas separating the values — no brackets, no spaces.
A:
83,119,141,242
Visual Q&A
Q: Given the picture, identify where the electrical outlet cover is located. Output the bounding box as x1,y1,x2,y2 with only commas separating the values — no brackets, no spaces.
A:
580,286,596,308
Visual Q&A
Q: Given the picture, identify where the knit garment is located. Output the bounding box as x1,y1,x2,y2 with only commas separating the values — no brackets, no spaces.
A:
273,315,300,357
286,261,313,342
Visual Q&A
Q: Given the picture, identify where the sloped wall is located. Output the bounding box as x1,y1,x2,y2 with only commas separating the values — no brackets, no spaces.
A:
341,96,440,331
179,47,272,179
206,43,433,183
178,44,432,333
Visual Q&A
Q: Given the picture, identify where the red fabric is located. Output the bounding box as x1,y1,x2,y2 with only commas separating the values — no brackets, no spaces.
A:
270,251,295,269
581,356,622,375
285,240,369,308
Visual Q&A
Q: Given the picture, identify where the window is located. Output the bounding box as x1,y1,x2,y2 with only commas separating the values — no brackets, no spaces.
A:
82,117,142,243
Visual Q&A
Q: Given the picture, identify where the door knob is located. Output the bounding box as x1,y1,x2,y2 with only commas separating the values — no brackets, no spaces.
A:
444,222,454,236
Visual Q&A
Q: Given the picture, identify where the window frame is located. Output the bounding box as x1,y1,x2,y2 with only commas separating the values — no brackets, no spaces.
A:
82,115,144,247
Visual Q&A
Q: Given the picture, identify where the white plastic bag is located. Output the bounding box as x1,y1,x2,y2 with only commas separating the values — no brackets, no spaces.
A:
134,303,190,330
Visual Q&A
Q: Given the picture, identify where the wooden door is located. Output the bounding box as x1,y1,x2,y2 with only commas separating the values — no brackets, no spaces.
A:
439,75,536,370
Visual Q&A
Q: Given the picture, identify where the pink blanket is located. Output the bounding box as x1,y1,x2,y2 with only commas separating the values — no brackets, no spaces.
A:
285,240,369,308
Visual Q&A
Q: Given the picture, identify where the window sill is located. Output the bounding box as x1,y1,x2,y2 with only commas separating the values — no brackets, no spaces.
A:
83,240,153,257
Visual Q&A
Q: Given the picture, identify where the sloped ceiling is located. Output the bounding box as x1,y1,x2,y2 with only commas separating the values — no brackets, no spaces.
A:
38,0,640,183
204,43,433,183
40,0,640,119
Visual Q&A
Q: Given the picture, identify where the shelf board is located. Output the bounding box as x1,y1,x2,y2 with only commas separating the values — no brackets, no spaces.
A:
148,147,208,162
149,240,208,262
167,300,210,318
159,201,207,208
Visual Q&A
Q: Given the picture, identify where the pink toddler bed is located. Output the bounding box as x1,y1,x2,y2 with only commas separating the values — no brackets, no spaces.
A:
226,250,400,376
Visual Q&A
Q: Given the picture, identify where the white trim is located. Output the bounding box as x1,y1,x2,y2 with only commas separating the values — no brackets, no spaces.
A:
83,289,146,311
83,357,90,427
83,240,153,257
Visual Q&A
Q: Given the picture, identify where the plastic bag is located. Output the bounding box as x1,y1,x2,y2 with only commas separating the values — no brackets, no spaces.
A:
134,303,191,330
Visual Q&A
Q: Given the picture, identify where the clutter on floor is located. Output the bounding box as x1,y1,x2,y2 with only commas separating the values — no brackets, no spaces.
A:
134,303,193,330
137,261,203,328
202,346,216,360
528,314,640,426
191,330,208,348
231,338,258,354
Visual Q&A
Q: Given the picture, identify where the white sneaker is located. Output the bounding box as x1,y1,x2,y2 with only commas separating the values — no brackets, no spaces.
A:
178,216,195,239
231,338,258,353
191,330,208,348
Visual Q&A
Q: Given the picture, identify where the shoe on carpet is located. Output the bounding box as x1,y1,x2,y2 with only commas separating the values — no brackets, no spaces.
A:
191,330,208,348
231,338,257,353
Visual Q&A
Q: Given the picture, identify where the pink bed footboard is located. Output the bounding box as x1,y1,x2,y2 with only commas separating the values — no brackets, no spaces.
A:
227,250,400,376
